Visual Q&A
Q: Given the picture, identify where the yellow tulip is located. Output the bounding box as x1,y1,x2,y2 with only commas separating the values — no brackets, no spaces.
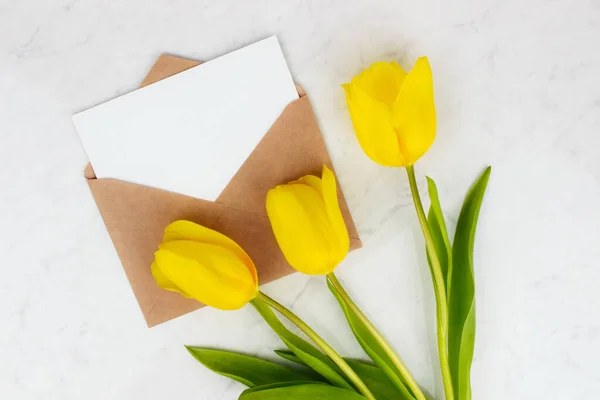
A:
342,57,436,167
266,165,349,275
151,220,258,310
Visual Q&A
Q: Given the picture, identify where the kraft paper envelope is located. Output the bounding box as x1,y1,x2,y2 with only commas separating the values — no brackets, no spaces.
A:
84,54,361,327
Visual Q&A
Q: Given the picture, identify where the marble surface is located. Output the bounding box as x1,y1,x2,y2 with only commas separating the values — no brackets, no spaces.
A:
1,0,600,399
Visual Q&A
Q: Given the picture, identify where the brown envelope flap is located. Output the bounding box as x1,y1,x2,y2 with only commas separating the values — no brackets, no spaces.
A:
85,54,361,327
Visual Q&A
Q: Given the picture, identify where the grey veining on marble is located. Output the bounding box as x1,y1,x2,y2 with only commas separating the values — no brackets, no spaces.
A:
1,0,599,399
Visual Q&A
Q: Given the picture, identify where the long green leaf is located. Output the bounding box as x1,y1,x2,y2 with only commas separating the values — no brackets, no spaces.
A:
275,349,307,365
271,350,327,382
185,347,314,387
346,359,412,400
275,350,407,400
327,280,415,399
240,381,326,394
251,300,353,391
448,166,491,400
274,350,373,368
239,382,365,399
426,176,453,298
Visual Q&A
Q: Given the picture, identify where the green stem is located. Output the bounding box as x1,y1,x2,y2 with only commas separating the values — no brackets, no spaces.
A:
255,291,376,400
406,165,455,400
327,272,428,400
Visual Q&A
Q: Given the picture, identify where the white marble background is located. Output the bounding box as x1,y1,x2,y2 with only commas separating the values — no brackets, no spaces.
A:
1,0,599,399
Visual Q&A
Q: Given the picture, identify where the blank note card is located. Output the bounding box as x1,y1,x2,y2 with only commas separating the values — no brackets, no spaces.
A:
73,36,298,201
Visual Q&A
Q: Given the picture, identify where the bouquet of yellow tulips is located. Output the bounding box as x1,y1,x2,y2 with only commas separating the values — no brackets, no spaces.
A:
151,57,491,400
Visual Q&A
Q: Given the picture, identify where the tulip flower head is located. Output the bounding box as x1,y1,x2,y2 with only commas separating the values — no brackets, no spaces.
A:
151,220,258,310
343,57,436,167
266,165,350,275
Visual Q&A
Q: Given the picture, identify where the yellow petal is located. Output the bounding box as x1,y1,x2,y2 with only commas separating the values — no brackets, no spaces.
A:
162,220,257,285
321,165,350,261
343,83,407,167
291,166,349,265
266,184,339,275
151,261,193,298
296,174,323,195
392,57,436,165
156,240,258,310
352,61,406,109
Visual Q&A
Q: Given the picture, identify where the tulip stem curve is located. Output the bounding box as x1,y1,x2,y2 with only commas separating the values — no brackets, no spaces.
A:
254,291,376,400
327,272,427,400
406,165,455,400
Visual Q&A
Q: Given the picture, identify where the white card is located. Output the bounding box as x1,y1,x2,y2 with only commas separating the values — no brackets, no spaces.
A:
73,36,298,201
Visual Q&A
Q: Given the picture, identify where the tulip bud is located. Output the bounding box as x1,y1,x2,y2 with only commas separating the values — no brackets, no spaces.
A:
151,220,258,310
343,57,436,167
266,165,349,275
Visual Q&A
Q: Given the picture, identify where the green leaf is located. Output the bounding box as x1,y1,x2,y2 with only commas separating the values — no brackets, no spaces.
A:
185,347,314,388
448,166,491,400
345,359,414,400
251,300,353,391
275,349,306,365
239,382,365,399
327,279,415,399
272,350,327,382
275,350,373,368
426,176,453,298
276,350,408,400
240,381,327,394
